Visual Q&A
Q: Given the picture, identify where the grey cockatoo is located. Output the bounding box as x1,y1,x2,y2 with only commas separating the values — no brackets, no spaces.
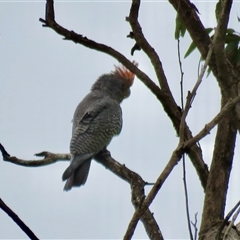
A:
62,63,137,191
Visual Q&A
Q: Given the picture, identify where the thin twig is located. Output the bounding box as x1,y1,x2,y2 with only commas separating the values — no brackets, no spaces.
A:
177,38,184,109
182,155,193,240
183,95,240,149
0,198,39,240
179,43,213,142
177,38,193,240
190,213,198,240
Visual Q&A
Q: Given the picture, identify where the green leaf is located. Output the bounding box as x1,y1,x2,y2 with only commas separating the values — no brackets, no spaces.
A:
226,28,236,34
184,28,213,58
184,41,196,58
174,14,186,40
225,33,240,43
205,27,214,35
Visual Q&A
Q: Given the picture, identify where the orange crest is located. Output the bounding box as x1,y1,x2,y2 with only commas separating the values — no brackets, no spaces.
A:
112,61,138,87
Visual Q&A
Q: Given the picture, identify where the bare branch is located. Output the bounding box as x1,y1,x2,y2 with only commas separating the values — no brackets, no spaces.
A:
128,0,210,191
95,150,164,240
177,38,193,240
199,120,237,237
0,145,163,240
182,156,194,240
190,213,198,240
123,94,240,240
179,43,213,142
177,38,184,109
0,143,10,159
128,0,172,95
184,95,240,148
39,1,164,106
123,146,184,240
1,148,69,167
213,0,233,85
0,198,39,240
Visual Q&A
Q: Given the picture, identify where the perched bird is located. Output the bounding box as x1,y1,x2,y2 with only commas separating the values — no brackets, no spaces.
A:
62,62,137,191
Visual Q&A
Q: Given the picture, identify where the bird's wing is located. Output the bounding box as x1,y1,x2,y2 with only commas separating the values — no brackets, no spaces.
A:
73,97,111,134
70,97,122,154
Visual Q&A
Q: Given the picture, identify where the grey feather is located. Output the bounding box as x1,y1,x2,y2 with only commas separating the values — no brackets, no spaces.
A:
72,159,92,186
62,153,94,181
64,159,92,191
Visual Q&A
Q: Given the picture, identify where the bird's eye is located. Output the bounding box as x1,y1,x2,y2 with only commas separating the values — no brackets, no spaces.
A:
121,83,126,88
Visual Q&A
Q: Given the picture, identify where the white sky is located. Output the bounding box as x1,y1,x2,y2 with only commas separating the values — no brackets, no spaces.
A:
1,1,240,239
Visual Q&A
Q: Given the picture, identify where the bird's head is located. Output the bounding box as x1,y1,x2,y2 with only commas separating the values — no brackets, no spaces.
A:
91,62,138,103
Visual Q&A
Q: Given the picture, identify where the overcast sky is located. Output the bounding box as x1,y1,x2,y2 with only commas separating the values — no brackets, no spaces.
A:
1,1,240,239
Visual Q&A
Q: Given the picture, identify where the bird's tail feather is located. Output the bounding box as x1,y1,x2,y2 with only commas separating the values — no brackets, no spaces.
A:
74,159,92,186
62,153,93,181
63,159,92,191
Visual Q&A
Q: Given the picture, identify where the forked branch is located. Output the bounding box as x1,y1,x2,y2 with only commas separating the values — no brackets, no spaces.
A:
123,94,240,240
39,1,164,104
0,146,163,240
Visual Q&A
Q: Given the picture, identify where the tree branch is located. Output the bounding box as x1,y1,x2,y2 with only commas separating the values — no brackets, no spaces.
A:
184,95,240,148
179,43,213,142
0,198,39,240
168,0,236,94
199,116,237,237
39,1,164,106
0,145,163,240
128,0,210,190
95,150,164,240
1,148,69,167
191,213,198,240
213,0,233,95
168,0,212,63
123,145,185,240
123,94,240,239
128,0,172,95
167,4,240,237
